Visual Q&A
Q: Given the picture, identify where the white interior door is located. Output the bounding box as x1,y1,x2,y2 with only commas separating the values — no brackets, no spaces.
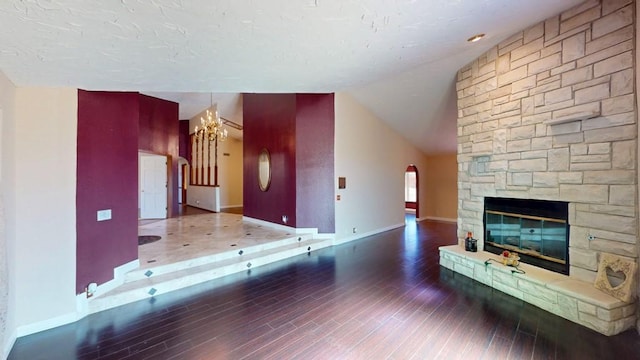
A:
140,155,168,219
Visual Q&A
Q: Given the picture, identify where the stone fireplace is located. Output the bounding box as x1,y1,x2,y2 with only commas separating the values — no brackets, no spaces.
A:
442,0,639,335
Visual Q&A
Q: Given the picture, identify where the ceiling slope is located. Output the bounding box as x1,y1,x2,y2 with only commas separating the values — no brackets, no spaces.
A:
0,0,585,153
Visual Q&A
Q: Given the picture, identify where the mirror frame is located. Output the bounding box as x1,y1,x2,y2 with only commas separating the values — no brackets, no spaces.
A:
258,148,272,191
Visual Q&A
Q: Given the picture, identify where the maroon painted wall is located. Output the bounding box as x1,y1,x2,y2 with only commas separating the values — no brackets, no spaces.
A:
179,120,190,160
138,94,180,217
76,90,139,294
295,94,335,233
243,93,335,233
243,94,297,225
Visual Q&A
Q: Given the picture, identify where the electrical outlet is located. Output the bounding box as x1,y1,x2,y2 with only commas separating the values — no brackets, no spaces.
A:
86,282,97,298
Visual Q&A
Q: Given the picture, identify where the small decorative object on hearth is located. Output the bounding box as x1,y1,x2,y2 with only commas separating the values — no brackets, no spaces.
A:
501,250,520,266
464,231,477,252
593,253,637,303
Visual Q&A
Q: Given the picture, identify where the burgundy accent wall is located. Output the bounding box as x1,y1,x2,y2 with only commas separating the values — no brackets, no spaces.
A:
138,94,180,217
179,120,190,160
76,90,139,294
243,93,335,233
295,94,335,233
243,94,297,225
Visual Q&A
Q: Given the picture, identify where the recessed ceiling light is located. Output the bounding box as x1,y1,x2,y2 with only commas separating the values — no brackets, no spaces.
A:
467,34,485,42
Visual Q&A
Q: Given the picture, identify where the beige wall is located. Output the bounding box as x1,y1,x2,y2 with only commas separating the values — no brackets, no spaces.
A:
423,153,458,221
334,92,432,242
0,71,15,360
1,79,79,357
14,87,78,331
218,137,243,207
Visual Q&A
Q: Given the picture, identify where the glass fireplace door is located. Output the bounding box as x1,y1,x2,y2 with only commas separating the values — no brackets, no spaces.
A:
485,210,567,265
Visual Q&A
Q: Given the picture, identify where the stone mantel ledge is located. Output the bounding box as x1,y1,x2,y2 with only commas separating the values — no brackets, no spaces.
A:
439,245,636,336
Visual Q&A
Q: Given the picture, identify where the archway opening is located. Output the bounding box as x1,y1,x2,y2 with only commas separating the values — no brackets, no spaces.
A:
405,164,419,220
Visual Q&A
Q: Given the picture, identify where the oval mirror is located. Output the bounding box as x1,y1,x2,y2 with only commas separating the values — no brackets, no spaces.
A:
258,148,271,191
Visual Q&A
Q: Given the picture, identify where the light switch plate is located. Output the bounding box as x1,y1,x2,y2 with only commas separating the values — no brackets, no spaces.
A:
97,209,112,221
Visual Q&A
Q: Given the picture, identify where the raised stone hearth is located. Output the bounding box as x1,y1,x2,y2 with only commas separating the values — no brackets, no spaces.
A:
452,0,639,334
440,246,636,335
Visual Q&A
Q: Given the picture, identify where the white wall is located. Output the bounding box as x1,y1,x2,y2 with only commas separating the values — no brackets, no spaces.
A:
187,185,220,212
2,82,78,357
0,71,15,359
334,92,430,242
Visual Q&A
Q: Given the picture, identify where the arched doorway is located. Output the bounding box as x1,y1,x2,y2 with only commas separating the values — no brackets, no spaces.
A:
405,164,419,219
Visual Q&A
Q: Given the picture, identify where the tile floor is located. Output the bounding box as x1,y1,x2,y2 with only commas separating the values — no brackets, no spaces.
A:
137,211,297,269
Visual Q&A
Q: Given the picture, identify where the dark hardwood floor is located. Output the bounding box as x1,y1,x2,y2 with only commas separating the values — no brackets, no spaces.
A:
9,218,640,359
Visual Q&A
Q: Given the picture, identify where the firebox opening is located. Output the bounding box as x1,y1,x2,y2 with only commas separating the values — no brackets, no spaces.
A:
483,197,570,275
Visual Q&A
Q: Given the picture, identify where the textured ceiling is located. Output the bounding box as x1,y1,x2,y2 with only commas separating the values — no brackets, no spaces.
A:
0,0,584,153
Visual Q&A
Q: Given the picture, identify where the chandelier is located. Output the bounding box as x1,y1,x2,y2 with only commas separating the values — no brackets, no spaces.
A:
192,94,229,188
195,100,228,142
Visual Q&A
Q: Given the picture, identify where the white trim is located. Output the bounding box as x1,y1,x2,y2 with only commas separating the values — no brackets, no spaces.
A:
242,216,319,236
6,256,142,355
317,233,336,241
16,310,77,338
333,223,405,246
77,259,139,319
422,216,456,223
220,204,243,209
3,328,16,360
114,259,139,279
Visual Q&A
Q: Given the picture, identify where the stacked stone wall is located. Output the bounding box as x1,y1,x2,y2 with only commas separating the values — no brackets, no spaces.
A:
456,0,637,284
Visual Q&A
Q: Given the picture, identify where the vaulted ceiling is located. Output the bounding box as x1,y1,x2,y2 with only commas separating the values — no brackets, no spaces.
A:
0,0,584,153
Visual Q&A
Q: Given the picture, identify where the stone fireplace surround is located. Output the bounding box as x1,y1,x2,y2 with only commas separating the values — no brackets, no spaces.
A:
442,0,639,335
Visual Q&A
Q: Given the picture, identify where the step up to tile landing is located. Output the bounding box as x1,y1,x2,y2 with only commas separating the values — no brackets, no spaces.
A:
88,234,333,314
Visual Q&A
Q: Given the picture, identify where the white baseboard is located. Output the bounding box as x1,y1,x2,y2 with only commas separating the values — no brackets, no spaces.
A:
421,216,456,223
242,216,319,236
220,204,242,209
17,259,140,340
16,310,78,338
334,223,405,246
3,328,16,360
114,259,140,279
77,259,139,317
316,233,336,240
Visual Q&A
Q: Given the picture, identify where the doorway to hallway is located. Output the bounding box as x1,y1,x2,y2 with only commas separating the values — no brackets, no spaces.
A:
139,153,168,219
404,164,419,220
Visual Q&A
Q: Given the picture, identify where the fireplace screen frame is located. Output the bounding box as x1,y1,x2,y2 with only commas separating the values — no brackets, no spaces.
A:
483,197,570,275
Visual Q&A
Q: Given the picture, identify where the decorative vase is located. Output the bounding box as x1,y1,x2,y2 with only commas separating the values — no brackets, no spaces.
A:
465,232,477,252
